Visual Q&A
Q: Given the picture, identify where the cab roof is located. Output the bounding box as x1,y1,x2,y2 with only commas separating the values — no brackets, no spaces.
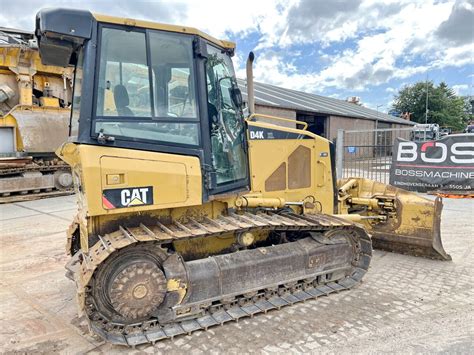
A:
36,8,235,67
93,13,235,50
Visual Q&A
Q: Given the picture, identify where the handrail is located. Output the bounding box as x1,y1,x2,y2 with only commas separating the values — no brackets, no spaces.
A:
246,113,308,130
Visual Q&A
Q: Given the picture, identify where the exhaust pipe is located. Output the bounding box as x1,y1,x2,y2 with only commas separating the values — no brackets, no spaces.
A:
246,51,255,115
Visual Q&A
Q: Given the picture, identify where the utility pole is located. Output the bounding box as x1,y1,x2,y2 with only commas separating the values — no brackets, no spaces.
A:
376,104,383,115
375,104,383,157
425,76,429,124
424,75,429,141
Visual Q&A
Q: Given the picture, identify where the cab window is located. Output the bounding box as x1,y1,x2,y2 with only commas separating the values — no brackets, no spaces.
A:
94,27,199,146
96,29,151,117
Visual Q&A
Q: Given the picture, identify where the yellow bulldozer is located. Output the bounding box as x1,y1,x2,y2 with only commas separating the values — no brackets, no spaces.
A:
35,8,450,346
0,27,74,202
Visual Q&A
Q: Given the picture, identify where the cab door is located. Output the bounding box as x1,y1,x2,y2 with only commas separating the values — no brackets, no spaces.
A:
205,44,249,195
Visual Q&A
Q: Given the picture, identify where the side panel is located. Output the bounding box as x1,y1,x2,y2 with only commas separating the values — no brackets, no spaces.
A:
5,106,70,153
246,121,335,214
100,156,189,208
65,145,202,216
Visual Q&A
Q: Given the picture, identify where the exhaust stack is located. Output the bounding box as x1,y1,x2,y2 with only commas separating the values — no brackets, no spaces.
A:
246,51,255,115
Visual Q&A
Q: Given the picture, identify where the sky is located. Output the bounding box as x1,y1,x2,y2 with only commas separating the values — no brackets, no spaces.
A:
2,0,473,112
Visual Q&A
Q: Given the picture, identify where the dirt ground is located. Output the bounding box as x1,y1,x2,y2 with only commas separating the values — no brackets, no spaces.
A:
0,195,473,354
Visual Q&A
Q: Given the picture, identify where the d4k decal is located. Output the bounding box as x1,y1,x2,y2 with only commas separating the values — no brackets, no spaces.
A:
250,130,264,139
102,186,154,209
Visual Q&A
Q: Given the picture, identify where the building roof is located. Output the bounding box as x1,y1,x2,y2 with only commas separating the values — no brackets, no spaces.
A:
237,79,414,126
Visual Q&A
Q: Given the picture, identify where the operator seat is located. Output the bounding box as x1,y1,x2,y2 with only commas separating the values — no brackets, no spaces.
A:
114,85,134,116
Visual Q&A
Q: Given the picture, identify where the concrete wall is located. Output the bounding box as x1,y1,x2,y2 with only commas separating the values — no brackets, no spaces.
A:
255,105,296,119
328,115,376,141
254,105,297,128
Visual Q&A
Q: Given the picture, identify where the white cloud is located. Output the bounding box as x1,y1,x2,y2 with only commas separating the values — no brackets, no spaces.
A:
430,43,473,69
180,0,295,39
0,0,188,31
436,0,474,46
249,0,473,94
452,84,470,95
1,0,472,96
283,1,457,90
250,52,321,91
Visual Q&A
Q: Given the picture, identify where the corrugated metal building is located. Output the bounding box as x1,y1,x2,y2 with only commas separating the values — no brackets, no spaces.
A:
237,79,414,141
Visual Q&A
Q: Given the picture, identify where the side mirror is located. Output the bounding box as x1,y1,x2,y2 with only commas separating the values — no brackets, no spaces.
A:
230,87,243,108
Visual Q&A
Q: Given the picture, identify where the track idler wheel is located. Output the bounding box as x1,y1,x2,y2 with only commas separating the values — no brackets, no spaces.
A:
54,170,73,190
90,244,168,323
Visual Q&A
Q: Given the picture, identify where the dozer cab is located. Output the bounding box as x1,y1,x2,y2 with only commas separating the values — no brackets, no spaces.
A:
35,8,450,346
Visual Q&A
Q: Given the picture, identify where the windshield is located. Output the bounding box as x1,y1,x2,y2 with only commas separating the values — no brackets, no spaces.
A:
94,27,199,146
70,49,83,138
206,44,247,186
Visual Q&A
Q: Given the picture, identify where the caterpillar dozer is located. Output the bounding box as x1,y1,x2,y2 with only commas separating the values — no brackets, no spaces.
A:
35,8,450,347
0,27,74,202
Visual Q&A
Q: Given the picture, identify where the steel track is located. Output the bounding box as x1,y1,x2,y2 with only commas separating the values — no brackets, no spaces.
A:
0,162,73,203
69,212,372,347
0,164,62,177
0,189,73,204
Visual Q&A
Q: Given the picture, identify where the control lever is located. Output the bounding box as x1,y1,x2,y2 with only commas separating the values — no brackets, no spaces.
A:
96,129,115,144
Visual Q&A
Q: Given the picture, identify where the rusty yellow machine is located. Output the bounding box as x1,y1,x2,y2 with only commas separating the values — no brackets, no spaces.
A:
35,8,450,347
0,27,73,202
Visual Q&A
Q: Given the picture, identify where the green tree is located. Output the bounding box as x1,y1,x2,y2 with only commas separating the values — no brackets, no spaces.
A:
462,96,474,124
392,81,468,130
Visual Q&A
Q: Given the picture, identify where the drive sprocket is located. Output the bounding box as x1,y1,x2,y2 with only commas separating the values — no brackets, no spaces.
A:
90,244,168,323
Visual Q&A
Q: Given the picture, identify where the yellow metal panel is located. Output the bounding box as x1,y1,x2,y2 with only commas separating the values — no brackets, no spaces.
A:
3,106,70,153
0,43,73,155
18,77,33,106
0,46,74,76
58,143,202,217
246,121,335,214
92,13,235,50
39,97,59,107
288,145,311,189
100,156,189,206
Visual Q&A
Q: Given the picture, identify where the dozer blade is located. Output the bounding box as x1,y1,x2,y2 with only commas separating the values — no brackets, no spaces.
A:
338,178,451,261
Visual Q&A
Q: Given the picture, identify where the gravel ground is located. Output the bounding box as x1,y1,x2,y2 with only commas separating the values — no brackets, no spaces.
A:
0,195,472,354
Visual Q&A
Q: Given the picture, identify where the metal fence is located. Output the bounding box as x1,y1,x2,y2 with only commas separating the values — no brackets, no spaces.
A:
336,127,414,184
